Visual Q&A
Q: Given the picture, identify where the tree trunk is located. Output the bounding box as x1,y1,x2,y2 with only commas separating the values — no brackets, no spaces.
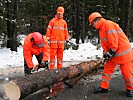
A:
5,59,103,100
81,1,85,43
6,0,12,49
124,0,132,37
112,0,117,18
73,0,80,44
10,0,19,52
125,0,132,36
6,0,19,51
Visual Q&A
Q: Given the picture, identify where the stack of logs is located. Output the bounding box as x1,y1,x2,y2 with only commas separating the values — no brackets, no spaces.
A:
5,59,103,100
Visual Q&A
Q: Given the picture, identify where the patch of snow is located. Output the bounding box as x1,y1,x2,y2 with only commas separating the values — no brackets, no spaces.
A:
1,35,132,69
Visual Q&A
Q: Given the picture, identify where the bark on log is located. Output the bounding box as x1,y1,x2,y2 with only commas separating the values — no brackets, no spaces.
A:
5,59,103,100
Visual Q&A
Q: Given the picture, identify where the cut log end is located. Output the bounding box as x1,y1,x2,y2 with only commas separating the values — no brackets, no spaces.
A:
5,81,20,100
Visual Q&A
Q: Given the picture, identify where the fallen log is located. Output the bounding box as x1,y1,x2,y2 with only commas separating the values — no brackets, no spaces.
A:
5,59,103,100
64,59,102,88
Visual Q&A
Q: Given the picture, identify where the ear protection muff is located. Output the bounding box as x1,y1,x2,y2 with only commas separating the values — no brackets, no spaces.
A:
30,37,34,42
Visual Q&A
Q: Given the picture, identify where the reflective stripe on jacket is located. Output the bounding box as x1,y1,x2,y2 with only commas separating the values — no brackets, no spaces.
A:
23,34,50,68
46,15,69,48
96,18,133,64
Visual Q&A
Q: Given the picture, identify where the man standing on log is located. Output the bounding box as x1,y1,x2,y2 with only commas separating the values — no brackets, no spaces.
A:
23,32,50,76
46,6,69,96
88,12,133,97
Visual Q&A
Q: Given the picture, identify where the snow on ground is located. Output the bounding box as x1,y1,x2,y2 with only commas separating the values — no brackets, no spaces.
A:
64,42,102,61
0,35,102,69
0,35,132,69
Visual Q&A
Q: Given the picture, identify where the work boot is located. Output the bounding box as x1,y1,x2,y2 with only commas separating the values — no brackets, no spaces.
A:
93,87,108,94
126,90,133,97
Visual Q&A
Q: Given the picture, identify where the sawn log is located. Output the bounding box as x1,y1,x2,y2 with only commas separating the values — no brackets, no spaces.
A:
5,59,103,100
64,59,102,88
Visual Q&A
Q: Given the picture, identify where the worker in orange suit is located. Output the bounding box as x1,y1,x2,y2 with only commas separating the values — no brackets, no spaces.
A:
46,6,69,96
23,32,50,76
46,6,69,70
88,12,133,97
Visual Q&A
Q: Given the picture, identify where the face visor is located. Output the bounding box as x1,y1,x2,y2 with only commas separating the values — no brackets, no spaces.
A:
34,42,44,47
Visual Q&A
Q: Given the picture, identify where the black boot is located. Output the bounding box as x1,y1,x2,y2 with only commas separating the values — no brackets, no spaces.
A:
93,87,108,94
126,90,133,97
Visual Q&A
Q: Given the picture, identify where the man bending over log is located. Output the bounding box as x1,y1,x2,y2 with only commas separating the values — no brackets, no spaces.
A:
23,32,50,76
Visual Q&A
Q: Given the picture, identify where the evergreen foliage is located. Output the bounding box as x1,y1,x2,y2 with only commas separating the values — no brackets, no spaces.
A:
0,0,132,50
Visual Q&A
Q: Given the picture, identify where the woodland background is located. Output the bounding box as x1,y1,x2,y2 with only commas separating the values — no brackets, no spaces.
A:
0,0,132,51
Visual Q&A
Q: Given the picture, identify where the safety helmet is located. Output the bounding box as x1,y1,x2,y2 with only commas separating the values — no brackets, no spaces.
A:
88,12,102,25
31,32,44,47
57,6,64,14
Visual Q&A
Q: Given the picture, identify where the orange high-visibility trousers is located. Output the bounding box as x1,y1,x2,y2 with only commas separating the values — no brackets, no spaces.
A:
50,48,64,69
101,60,133,90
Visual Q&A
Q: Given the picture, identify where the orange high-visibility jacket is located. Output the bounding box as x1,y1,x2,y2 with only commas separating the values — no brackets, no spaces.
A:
23,34,50,68
46,15,69,48
96,18,133,64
